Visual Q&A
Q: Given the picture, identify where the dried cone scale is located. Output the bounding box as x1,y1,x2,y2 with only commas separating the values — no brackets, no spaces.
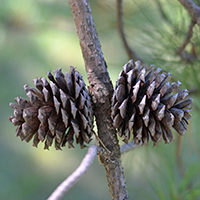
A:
111,60,192,145
9,67,94,150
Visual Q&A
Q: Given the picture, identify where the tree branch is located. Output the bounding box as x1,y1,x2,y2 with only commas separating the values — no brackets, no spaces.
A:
178,0,200,27
47,145,110,200
69,0,129,199
176,20,195,54
175,0,200,62
176,20,197,62
117,0,141,61
120,141,141,154
47,145,98,200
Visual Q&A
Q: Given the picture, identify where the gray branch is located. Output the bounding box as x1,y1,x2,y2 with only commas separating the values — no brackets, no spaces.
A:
120,141,141,154
46,139,139,200
47,145,98,200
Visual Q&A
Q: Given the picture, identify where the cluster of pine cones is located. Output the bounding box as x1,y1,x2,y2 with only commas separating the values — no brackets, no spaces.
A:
9,61,192,149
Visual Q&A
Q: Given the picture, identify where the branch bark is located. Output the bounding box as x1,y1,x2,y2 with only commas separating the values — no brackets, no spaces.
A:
69,0,129,199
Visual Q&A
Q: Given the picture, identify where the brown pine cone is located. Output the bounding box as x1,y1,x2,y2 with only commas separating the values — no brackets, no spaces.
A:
9,67,94,150
111,60,192,145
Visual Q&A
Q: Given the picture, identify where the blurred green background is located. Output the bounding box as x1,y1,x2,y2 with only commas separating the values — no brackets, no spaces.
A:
1,0,200,199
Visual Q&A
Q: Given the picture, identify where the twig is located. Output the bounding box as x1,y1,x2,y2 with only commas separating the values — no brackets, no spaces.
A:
174,0,200,62
179,50,197,62
155,0,197,63
120,140,141,154
93,132,111,154
176,20,197,62
47,145,98,200
178,0,200,27
189,88,200,95
117,0,141,61
176,20,195,54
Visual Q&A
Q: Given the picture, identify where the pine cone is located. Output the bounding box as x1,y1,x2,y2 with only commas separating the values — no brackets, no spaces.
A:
111,60,192,145
9,67,94,150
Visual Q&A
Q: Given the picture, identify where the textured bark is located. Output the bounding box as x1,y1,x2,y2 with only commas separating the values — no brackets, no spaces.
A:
68,0,129,199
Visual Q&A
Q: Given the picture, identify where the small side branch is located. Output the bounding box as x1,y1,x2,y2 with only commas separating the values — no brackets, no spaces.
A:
176,20,195,54
178,0,200,27
117,0,141,61
47,145,100,200
176,20,197,62
120,141,141,154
